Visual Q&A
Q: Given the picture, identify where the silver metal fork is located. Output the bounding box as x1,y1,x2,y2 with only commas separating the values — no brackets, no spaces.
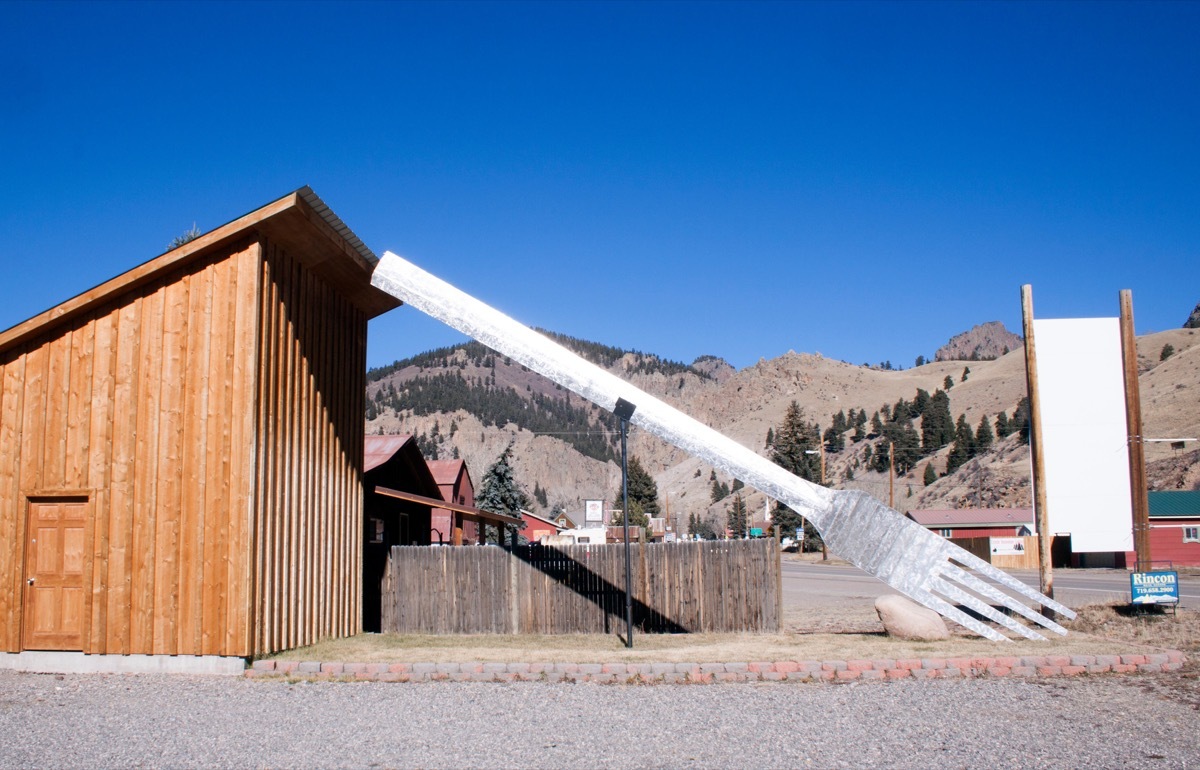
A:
372,251,1076,642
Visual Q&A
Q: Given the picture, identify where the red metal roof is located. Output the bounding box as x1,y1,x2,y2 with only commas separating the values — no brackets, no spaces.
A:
364,434,413,472
426,459,466,486
907,508,1034,528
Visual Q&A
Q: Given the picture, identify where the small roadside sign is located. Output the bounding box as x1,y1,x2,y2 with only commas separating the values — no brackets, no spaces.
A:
1130,570,1180,606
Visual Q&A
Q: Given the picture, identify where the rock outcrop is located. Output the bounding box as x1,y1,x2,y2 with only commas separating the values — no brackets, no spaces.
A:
935,321,1022,362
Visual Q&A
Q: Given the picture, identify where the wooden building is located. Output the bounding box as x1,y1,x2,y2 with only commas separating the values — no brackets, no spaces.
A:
427,459,478,545
0,188,400,658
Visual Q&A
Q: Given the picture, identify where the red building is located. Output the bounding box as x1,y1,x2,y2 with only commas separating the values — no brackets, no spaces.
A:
1147,491,1200,568
907,508,1034,539
519,509,563,543
427,459,478,545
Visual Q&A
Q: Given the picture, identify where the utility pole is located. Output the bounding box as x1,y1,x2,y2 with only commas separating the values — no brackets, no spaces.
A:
888,440,895,508
1120,290,1151,570
1022,285,1055,617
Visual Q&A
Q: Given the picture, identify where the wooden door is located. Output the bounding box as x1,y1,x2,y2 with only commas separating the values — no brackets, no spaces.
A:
22,500,88,651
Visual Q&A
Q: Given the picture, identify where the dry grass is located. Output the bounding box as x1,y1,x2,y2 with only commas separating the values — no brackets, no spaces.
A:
269,619,1159,665
1064,602,1200,655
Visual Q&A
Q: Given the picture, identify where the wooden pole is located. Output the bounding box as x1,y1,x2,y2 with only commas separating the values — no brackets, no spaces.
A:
1021,285,1055,616
887,441,894,507
1120,290,1151,570
820,443,828,561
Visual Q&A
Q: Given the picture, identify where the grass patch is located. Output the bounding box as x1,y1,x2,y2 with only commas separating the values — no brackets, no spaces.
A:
268,625,1149,665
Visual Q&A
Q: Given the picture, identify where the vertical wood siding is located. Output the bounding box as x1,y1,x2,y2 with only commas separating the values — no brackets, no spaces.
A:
0,244,260,655
381,541,781,635
250,241,366,656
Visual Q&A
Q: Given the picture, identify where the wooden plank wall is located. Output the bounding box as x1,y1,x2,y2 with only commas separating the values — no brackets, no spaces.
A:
250,240,366,656
951,536,1041,570
0,243,260,655
381,540,780,635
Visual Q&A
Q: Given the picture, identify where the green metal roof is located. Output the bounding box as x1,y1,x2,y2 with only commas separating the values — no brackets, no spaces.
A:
1148,490,1200,518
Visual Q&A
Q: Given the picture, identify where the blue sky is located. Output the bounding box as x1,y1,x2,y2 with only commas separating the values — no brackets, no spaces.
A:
2,1,1197,371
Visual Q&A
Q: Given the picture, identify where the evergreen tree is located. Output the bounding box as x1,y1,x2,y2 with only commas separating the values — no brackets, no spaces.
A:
1013,396,1032,444
726,494,749,538
765,427,774,448
870,411,883,436
921,389,954,453
923,463,937,486
915,354,926,367
975,413,994,454
944,375,954,390
533,482,549,508
731,478,744,493
1161,343,1175,361
770,401,821,483
961,366,971,382
710,479,729,503
944,414,974,475
995,410,1012,438
477,443,531,540
913,388,931,417
621,456,660,517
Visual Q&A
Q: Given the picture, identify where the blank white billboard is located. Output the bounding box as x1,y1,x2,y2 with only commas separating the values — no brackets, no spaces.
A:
1033,318,1133,553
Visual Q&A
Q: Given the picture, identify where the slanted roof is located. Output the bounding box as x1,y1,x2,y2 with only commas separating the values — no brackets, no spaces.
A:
520,509,562,529
427,459,468,487
907,508,1034,528
363,434,441,500
1149,491,1200,519
0,186,400,354
364,434,415,473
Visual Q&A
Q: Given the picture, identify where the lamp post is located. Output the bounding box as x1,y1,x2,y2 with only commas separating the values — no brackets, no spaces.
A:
613,397,637,649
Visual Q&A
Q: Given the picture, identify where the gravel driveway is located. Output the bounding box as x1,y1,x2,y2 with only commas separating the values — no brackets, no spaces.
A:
2,670,1196,769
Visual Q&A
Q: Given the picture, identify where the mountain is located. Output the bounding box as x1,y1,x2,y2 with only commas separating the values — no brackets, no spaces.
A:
1185,302,1200,330
934,321,1023,362
365,323,1200,534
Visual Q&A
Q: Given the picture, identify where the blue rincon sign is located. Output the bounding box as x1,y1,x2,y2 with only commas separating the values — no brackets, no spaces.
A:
1130,571,1180,605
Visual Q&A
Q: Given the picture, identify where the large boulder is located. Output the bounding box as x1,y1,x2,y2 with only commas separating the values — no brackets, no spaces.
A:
875,595,950,641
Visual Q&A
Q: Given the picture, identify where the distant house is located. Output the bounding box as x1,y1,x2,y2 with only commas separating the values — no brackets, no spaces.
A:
519,509,563,543
427,459,478,545
907,508,1034,539
1147,491,1200,568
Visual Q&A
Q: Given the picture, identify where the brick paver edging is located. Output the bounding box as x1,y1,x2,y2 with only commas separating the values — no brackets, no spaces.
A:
248,651,1186,684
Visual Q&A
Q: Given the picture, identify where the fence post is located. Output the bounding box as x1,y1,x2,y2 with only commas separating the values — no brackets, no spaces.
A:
509,548,520,634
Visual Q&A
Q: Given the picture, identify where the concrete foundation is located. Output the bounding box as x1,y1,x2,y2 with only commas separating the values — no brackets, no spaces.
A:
0,651,246,676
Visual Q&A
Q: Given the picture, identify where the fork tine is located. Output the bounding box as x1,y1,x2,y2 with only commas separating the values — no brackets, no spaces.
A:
944,546,1076,619
930,575,1047,641
914,591,1010,643
940,563,1070,636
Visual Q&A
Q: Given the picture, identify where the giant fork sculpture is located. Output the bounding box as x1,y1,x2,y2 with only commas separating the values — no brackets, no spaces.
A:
372,252,1075,641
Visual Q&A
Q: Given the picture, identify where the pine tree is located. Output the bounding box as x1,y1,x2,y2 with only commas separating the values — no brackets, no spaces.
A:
944,375,954,390
944,414,974,475
621,456,660,517
726,494,749,538
923,463,937,486
477,443,531,540
921,389,954,452
994,410,1011,438
961,366,971,382
1161,343,1175,361
1013,396,1032,444
974,413,994,454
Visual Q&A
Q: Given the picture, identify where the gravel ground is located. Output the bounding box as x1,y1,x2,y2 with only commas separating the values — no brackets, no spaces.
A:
1,670,1197,769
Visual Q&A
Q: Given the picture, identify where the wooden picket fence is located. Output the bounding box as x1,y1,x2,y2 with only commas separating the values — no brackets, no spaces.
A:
380,540,781,635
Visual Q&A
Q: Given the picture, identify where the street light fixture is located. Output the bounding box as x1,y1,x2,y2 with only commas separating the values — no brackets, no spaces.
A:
613,397,637,649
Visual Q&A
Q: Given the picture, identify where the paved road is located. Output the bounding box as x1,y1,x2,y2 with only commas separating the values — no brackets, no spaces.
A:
782,560,1200,611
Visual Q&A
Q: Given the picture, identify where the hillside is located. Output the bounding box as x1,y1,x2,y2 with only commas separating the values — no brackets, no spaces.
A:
365,324,1200,534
